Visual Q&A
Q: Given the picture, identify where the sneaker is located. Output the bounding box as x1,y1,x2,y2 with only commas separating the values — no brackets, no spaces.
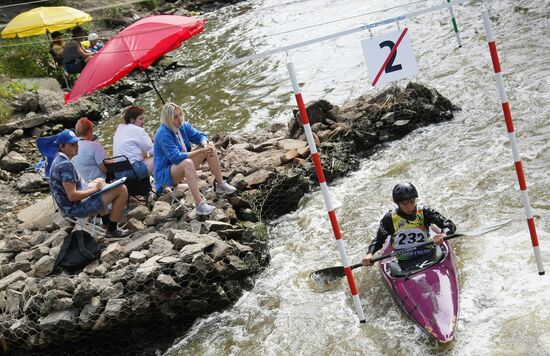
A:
215,180,237,194
105,228,133,239
195,200,215,215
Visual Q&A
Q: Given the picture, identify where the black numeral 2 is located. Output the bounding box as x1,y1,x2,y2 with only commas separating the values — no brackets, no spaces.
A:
379,40,402,73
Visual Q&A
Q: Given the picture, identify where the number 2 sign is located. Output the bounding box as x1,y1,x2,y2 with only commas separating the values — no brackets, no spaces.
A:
361,28,418,87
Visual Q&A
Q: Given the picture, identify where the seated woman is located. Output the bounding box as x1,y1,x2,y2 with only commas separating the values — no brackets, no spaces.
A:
63,26,94,74
153,103,236,215
50,31,65,64
113,106,154,180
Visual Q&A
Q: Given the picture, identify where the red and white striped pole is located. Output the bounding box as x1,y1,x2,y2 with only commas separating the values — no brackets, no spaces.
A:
482,9,545,275
287,61,366,322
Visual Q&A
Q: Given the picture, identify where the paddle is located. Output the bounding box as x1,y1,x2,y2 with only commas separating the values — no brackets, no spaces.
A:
309,220,512,281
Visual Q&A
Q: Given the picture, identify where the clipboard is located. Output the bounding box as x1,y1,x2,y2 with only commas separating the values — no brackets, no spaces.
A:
89,177,127,198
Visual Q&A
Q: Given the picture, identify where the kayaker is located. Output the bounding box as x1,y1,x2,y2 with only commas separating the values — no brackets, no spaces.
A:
361,182,456,267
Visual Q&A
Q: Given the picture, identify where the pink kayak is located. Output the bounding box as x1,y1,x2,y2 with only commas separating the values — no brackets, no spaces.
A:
377,240,459,343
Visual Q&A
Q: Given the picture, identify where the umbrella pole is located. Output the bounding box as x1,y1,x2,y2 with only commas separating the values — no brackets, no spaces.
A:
144,70,165,104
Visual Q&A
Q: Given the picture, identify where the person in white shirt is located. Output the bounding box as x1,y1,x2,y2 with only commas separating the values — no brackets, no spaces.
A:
72,117,107,181
113,106,154,180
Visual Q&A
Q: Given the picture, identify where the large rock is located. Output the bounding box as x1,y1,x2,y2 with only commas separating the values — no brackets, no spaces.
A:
123,232,163,255
0,270,27,291
0,151,30,172
33,255,55,277
16,173,48,193
17,197,56,230
244,169,274,188
144,201,172,226
39,309,79,331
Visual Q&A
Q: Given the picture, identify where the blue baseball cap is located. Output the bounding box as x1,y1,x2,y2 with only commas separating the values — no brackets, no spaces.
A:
56,129,79,145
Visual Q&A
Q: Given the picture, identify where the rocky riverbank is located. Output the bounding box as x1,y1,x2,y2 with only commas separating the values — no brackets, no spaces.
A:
0,81,458,354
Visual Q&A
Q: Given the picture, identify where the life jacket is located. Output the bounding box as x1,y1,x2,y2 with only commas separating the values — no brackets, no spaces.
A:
390,206,431,260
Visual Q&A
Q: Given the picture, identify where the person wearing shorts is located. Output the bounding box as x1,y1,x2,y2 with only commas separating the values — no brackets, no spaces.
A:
50,130,131,239
113,106,154,180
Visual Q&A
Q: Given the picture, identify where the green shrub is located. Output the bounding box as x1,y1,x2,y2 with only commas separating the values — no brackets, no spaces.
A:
140,0,159,10
0,37,55,78
0,78,34,124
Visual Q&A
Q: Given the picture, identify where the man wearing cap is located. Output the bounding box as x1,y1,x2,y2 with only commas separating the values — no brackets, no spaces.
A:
49,129,131,238
87,33,104,53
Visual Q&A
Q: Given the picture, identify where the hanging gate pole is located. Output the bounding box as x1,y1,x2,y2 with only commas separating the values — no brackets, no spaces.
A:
481,9,544,275
287,62,366,322
447,0,462,48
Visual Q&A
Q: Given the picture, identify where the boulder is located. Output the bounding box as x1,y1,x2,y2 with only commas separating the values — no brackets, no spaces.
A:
144,201,172,226
16,173,48,192
100,243,124,264
0,151,30,172
39,309,79,332
17,197,56,230
122,232,162,255
244,169,274,188
33,255,55,277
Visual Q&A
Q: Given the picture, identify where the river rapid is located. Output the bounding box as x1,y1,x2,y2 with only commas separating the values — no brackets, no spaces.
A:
115,0,549,354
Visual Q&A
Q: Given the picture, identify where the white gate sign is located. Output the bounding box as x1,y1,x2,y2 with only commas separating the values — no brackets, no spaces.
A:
361,28,418,87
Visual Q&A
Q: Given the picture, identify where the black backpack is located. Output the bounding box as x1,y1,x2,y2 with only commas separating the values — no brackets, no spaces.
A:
53,230,101,273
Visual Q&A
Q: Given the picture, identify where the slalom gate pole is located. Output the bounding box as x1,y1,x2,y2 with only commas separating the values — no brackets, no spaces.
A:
286,62,366,323
447,0,462,48
481,9,545,275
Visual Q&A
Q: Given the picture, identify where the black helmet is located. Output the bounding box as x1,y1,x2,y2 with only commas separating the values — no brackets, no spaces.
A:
392,183,418,203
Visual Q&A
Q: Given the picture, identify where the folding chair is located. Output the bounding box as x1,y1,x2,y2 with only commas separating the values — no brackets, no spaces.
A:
49,183,106,238
103,155,152,205
36,134,61,179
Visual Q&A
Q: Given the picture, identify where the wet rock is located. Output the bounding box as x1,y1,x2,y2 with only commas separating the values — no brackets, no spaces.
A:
0,151,30,172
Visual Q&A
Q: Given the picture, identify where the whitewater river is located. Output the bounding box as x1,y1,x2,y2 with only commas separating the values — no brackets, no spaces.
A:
100,0,550,354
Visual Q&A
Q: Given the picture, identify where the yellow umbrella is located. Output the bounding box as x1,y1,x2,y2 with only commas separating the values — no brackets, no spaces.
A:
1,6,92,39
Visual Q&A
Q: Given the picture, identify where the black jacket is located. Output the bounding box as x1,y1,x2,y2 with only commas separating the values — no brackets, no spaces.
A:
367,205,456,254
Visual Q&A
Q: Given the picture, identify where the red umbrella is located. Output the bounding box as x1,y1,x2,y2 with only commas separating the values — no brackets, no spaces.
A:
64,15,205,104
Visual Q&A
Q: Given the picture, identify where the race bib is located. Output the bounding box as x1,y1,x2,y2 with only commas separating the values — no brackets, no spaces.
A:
393,228,428,250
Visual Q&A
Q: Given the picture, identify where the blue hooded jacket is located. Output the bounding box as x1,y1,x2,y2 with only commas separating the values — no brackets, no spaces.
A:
153,122,207,192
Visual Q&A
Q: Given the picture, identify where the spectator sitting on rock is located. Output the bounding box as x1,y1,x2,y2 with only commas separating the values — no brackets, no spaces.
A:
87,33,104,52
72,117,107,181
63,26,94,74
50,129,132,238
50,31,64,64
153,102,237,216
113,106,154,180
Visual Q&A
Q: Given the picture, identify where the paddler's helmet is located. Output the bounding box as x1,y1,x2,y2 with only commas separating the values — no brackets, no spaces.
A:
392,183,418,203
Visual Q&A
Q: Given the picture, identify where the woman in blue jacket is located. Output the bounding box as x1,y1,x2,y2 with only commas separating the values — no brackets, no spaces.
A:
153,103,236,215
